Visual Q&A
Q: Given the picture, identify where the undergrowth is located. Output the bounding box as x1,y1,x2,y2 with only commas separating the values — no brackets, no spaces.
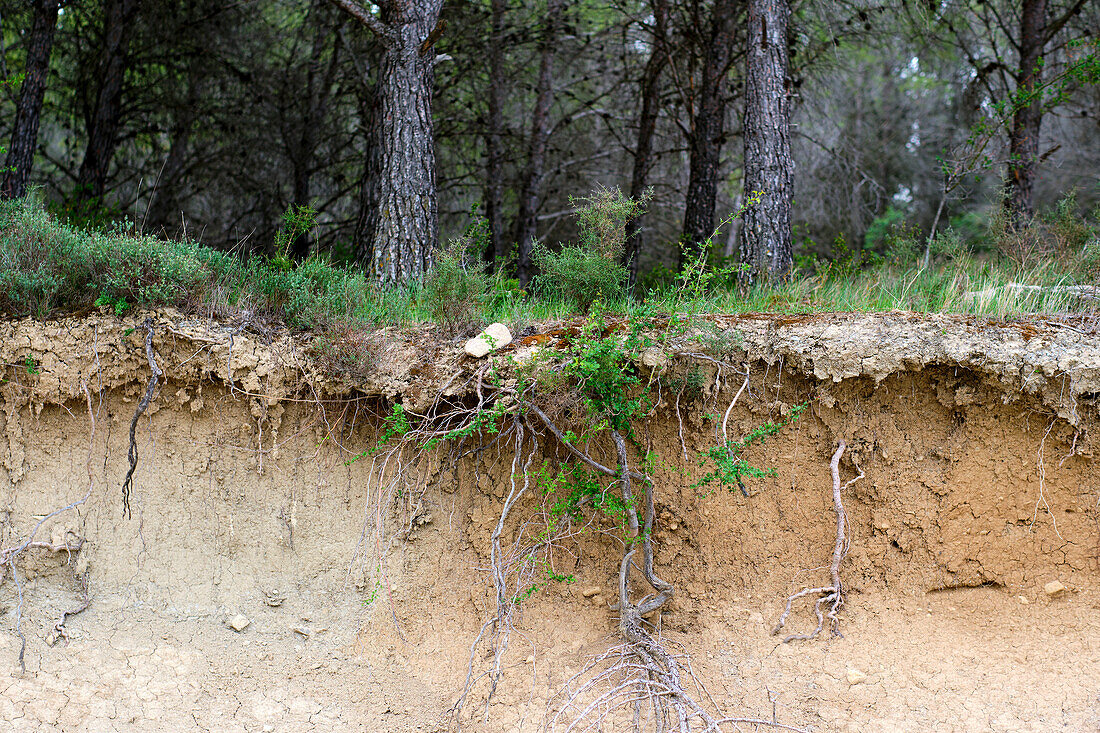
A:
0,197,374,329
2,189,1097,340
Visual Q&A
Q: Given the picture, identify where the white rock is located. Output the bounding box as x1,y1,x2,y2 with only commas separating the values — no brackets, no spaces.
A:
228,614,251,632
846,668,868,685
1043,580,1066,597
464,323,513,358
581,586,601,598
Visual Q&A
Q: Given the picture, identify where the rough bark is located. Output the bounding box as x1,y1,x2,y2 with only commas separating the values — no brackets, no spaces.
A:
2,0,61,200
334,0,442,285
1002,0,1048,227
624,0,669,288
482,0,507,268
513,0,564,287
76,0,141,204
680,0,739,268
740,0,793,281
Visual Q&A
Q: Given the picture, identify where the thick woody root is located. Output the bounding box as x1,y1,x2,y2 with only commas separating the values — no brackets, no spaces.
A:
772,440,863,643
121,318,162,518
549,429,806,733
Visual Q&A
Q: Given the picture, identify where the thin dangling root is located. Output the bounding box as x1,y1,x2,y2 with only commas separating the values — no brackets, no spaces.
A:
772,440,863,642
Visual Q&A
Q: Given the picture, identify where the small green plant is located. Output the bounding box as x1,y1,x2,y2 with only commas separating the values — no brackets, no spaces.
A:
423,208,491,335
273,203,318,265
94,293,130,314
512,559,576,606
672,193,760,311
551,304,651,435
0,198,373,329
24,356,38,375
696,403,806,496
532,187,649,311
1044,189,1097,253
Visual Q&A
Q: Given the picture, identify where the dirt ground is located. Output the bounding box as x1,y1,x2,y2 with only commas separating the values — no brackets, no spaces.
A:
3,311,1099,731
4,586,1099,731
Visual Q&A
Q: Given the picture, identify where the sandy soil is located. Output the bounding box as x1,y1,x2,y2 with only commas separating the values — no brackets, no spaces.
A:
5,587,1099,731
2,310,1099,731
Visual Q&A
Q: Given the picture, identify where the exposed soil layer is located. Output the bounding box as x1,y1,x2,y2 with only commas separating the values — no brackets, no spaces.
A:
1,310,1098,731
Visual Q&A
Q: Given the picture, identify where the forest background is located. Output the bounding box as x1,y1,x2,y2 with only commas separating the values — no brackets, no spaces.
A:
0,0,1098,307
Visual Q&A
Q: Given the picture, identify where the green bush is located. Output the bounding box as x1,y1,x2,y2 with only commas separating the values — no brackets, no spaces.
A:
423,211,491,334
0,197,373,329
532,187,648,311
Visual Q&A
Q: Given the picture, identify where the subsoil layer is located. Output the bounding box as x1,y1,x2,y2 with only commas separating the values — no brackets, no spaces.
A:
2,310,1098,732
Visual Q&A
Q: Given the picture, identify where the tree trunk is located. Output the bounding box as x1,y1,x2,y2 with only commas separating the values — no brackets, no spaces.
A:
680,0,738,268
1003,0,1048,227
624,0,669,288
76,0,141,204
740,0,793,281
482,0,507,268
143,90,197,232
334,0,442,285
2,0,61,200
513,0,564,287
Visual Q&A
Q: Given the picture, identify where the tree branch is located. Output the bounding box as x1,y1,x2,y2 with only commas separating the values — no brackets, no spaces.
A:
419,18,446,55
1042,0,1090,46
329,0,395,45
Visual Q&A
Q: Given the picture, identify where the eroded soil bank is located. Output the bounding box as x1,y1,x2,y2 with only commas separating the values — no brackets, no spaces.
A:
1,310,1098,732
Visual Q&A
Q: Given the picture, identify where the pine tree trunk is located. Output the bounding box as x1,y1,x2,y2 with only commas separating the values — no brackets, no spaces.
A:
337,0,442,285
143,82,200,232
1003,0,1047,227
513,0,563,287
76,0,140,204
483,0,507,268
624,0,669,288
740,0,793,281
2,0,61,200
680,0,738,268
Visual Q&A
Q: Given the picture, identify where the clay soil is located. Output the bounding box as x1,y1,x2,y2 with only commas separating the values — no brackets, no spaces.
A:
2,311,1099,732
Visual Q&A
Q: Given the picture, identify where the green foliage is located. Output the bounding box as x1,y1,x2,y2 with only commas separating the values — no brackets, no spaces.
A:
376,403,410,450
423,208,491,334
1043,190,1098,253
696,403,806,496
541,463,628,527
532,187,648,311
672,195,759,308
272,203,318,265
51,185,125,232
863,207,906,253
554,305,651,434
0,198,373,329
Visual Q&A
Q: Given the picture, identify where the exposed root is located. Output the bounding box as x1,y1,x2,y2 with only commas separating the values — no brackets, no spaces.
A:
121,318,162,518
1030,419,1064,541
546,424,800,732
48,569,90,647
772,440,863,643
1,381,97,672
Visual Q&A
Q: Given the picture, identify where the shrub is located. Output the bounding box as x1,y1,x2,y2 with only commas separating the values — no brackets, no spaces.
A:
532,187,648,311
422,211,490,334
0,197,373,329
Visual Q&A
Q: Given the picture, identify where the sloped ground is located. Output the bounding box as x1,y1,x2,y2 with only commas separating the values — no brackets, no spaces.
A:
1,310,1098,731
